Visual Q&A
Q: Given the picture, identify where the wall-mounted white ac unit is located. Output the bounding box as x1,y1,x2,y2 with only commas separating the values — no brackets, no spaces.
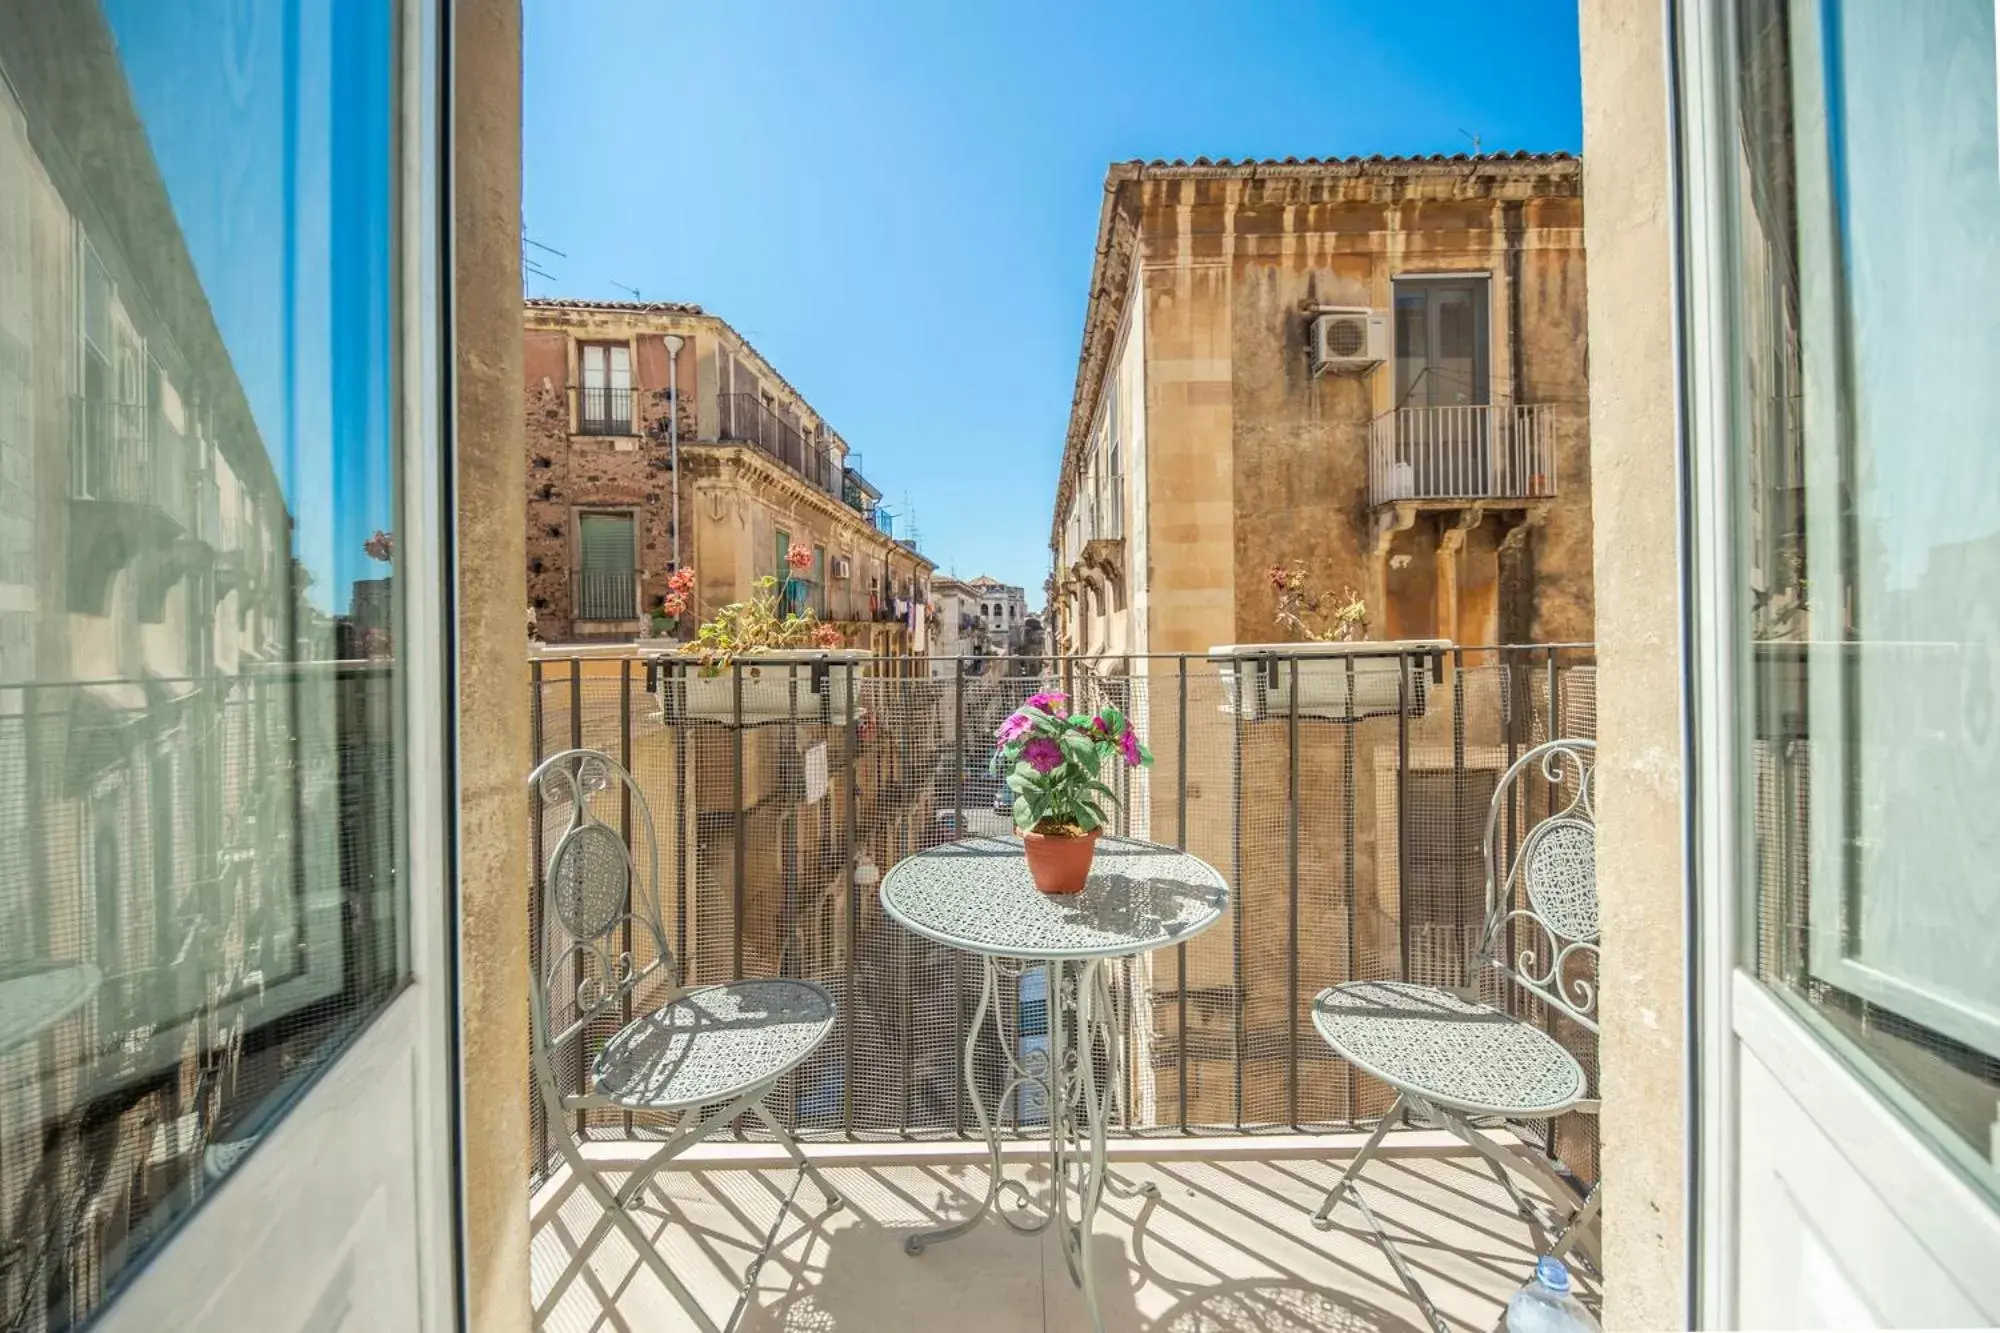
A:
1309,309,1389,376
831,555,852,580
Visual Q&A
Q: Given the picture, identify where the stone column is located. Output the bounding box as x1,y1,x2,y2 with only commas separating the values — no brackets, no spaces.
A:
453,0,531,1329
1579,1,1688,1328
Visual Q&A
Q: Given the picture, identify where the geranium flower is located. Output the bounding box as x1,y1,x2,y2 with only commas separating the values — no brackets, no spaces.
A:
663,591,689,616
1021,736,1063,774
1118,727,1143,767
668,567,696,594
786,542,814,572
811,623,843,648
996,711,1035,744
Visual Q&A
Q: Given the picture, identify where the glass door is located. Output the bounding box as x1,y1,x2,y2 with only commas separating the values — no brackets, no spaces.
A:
1393,279,1491,497
1681,0,2000,1324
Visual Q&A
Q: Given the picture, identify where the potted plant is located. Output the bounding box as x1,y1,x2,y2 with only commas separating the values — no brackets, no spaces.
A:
650,553,867,723
991,691,1153,894
1210,562,1446,721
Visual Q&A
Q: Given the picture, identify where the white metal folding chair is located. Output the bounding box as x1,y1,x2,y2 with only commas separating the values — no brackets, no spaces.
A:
529,748,843,1332
1309,738,1601,1333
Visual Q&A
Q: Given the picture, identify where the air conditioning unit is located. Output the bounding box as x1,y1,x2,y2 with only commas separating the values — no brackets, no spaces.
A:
830,555,852,580
1309,308,1389,376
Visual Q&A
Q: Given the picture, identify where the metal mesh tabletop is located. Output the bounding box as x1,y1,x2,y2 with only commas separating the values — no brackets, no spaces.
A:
1312,980,1587,1118
592,979,836,1111
879,835,1227,960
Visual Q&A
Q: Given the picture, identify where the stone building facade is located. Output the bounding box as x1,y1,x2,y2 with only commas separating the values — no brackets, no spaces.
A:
522,300,934,652
1049,153,1594,660
1044,154,1598,1127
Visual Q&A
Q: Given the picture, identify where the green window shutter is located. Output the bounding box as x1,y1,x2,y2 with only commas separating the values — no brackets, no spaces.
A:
580,513,635,572
578,513,635,619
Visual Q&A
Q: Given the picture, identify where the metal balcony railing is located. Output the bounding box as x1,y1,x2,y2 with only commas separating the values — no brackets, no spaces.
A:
69,397,193,528
577,385,634,436
524,643,1601,1190
717,393,840,495
1367,403,1556,507
572,569,639,621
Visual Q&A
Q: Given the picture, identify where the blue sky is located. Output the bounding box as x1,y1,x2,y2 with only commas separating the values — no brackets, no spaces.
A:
524,0,1582,599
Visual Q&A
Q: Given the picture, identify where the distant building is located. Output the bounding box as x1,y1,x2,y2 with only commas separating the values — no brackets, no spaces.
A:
963,575,1029,654
1049,154,1595,661
928,577,980,674
522,300,935,654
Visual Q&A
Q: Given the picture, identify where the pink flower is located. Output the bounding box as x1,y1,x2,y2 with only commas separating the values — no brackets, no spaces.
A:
667,567,696,594
1023,690,1068,713
786,542,813,572
662,591,689,617
811,623,843,648
1021,737,1063,774
1118,727,1143,767
996,712,1034,744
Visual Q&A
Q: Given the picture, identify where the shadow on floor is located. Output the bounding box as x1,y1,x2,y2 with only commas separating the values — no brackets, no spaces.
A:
529,1150,1574,1332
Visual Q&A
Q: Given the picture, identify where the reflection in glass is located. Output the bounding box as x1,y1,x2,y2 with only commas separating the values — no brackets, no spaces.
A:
1730,0,2000,1200
0,0,403,1324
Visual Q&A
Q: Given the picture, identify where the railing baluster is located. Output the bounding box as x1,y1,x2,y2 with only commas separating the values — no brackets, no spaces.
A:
1286,654,1300,1131
1176,654,1190,1133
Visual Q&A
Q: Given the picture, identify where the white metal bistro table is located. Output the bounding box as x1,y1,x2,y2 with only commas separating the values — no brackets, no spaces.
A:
880,834,1227,1333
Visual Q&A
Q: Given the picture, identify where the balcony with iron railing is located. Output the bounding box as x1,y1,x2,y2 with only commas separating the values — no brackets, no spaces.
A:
523,644,1604,1330
68,397,194,531
576,384,635,436
571,568,639,623
718,392,840,495
1367,403,1557,508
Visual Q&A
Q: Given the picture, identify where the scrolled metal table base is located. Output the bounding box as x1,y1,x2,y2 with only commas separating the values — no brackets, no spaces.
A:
904,955,1152,1333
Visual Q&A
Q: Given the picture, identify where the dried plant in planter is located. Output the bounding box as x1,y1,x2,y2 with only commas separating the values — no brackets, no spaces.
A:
1267,561,1370,642
676,552,842,675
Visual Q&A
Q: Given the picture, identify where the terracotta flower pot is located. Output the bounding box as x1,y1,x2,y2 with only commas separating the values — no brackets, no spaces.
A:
1021,827,1101,895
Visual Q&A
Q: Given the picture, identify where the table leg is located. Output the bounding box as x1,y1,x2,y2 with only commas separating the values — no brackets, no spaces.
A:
904,956,1056,1254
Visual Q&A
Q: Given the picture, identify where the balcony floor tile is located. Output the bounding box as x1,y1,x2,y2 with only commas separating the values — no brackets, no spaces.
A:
530,1141,1597,1332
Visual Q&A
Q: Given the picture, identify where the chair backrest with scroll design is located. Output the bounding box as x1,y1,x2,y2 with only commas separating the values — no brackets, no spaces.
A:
527,748,677,1122
1473,738,1598,1034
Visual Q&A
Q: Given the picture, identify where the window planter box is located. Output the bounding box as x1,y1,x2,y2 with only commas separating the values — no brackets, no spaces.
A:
649,649,868,724
1208,640,1449,721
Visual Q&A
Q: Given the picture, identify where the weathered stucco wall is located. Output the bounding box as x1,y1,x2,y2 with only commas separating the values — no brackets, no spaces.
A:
454,0,530,1327
1579,0,1689,1326
1056,158,1594,664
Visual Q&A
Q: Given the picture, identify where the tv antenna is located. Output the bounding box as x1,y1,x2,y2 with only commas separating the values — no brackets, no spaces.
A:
611,281,642,302
522,225,565,295
1458,128,1482,156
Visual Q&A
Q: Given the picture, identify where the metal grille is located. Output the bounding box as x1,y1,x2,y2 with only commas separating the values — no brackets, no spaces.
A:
524,647,1598,1189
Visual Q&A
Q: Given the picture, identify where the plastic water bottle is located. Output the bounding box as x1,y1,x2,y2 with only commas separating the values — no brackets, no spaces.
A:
1505,1257,1600,1333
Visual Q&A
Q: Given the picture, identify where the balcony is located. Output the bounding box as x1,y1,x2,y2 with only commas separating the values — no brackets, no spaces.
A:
572,569,639,624
719,393,840,494
577,385,635,436
524,644,1602,1330
69,397,193,531
1367,404,1557,509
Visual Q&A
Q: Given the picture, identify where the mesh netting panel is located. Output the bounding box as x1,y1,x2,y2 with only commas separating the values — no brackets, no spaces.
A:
525,649,1599,1191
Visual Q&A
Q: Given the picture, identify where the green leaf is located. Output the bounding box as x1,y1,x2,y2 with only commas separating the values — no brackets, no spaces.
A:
1075,805,1102,832
1012,796,1033,828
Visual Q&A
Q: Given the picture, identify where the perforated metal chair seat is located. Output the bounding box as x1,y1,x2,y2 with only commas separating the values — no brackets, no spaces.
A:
1313,979,1587,1118
592,979,836,1111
